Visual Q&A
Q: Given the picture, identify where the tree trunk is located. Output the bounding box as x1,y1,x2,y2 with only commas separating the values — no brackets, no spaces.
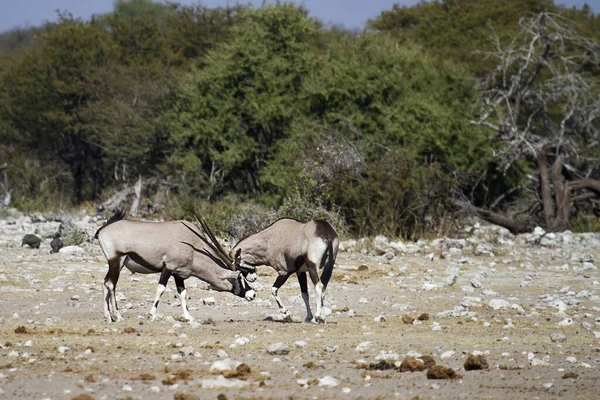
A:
548,157,571,232
538,149,555,226
569,179,600,195
130,175,143,217
73,160,85,204
452,199,536,235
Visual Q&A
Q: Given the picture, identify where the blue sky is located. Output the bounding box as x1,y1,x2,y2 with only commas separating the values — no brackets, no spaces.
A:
0,0,595,33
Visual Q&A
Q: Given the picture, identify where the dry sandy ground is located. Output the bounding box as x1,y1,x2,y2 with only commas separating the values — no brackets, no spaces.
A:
1,237,600,400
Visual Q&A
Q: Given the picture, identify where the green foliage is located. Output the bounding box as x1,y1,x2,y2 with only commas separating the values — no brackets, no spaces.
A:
571,214,600,233
1,1,597,237
62,227,86,246
368,0,600,75
167,4,321,198
113,0,175,20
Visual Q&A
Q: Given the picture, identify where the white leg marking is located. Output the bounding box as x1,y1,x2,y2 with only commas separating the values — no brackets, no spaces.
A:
149,283,166,321
105,278,123,322
272,286,289,316
179,289,194,322
315,282,325,323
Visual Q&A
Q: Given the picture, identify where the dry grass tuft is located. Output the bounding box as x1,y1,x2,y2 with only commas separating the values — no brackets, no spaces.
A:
427,365,462,380
14,326,28,334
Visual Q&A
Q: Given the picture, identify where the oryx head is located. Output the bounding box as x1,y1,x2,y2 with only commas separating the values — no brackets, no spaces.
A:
181,217,257,302
232,248,258,283
227,269,255,301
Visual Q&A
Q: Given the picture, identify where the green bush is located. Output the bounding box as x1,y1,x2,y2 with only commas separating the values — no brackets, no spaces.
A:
62,228,86,246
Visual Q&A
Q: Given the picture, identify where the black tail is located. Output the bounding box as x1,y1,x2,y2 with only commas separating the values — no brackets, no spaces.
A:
319,240,335,286
94,208,126,239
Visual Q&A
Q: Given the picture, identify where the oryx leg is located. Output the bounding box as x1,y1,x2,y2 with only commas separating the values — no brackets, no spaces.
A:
297,271,314,323
103,259,123,322
272,274,291,318
149,268,171,321
319,257,334,316
307,262,325,323
174,275,194,322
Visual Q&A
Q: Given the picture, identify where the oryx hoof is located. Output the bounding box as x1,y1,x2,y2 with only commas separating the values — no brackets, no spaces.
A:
281,313,293,323
315,316,326,324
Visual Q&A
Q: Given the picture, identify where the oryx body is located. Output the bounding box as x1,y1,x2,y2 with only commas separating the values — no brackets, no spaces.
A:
231,218,339,323
95,210,255,322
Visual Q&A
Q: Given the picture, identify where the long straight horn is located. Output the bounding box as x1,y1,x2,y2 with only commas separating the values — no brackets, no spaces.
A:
193,212,234,264
180,221,235,270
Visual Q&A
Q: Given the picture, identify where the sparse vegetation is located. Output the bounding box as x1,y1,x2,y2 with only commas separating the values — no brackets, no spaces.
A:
62,228,86,246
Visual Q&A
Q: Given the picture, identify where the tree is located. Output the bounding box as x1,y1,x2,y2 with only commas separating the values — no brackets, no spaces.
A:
0,15,116,203
367,0,599,76
167,4,321,199
468,12,600,233
264,33,489,237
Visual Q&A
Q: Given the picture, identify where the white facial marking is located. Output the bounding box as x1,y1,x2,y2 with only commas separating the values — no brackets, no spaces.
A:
246,272,258,282
245,289,255,301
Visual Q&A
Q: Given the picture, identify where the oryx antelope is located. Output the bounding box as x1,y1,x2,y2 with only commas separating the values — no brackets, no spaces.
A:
94,209,256,322
229,218,339,323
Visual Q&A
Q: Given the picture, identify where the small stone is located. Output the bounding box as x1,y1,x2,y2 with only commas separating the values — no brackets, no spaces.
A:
562,372,578,379
210,358,241,373
440,350,455,359
354,341,372,352
402,314,415,324
203,297,216,306
266,342,290,355
293,340,307,348
58,346,69,354
231,337,249,347
318,376,339,388
558,318,574,326
550,333,567,343
179,346,195,356
488,299,511,310
216,349,228,358
325,345,338,353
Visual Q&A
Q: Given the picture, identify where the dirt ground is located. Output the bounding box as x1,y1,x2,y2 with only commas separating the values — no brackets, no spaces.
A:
1,233,600,400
